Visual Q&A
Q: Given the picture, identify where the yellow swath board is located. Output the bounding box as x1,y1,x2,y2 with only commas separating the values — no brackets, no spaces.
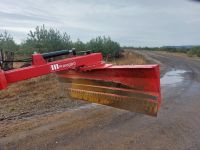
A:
57,65,161,116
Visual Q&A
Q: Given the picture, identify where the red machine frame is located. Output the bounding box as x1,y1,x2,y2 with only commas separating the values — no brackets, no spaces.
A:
0,52,161,116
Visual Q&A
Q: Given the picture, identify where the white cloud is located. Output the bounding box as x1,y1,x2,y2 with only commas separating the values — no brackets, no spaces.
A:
0,0,199,46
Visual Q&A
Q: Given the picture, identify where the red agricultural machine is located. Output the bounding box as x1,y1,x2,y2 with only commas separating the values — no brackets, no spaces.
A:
0,50,161,116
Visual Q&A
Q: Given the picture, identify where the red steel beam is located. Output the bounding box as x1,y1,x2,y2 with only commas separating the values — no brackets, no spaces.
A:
0,53,105,90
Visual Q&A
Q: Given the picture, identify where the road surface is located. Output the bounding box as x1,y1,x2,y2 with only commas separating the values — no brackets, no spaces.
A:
1,51,200,150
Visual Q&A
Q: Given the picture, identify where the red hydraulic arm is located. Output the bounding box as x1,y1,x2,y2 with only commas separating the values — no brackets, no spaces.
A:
0,52,106,90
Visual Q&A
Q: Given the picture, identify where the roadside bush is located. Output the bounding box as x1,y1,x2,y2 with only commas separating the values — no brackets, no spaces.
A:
87,36,121,57
72,39,86,51
187,47,200,57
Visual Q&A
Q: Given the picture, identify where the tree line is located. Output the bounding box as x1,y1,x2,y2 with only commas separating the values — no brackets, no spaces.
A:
0,25,121,57
0,25,121,70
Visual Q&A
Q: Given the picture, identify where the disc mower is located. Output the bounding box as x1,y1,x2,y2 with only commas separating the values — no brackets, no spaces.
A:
0,49,161,116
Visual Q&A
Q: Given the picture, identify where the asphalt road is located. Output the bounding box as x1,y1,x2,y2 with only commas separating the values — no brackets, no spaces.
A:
1,51,200,150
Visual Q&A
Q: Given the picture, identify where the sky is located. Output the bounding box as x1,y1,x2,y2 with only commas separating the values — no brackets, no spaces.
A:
0,0,199,47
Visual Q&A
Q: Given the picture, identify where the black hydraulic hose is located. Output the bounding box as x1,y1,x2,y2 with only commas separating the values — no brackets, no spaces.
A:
1,49,92,64
42,50,73,59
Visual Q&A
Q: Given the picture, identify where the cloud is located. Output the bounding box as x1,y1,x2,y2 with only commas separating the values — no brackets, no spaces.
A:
0,0,199,46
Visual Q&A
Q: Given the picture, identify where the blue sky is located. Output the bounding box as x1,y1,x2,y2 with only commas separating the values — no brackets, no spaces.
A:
0,0,199,47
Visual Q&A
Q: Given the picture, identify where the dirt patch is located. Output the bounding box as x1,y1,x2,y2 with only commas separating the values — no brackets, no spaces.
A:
0,74,85,122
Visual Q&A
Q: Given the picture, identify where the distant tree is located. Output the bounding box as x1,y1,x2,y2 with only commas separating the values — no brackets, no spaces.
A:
0,31,18,70
73,39,86,51
87,36,121,57
0,31,18,51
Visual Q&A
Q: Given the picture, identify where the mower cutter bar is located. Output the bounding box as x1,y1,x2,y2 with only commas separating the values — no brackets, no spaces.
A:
57,65,161,116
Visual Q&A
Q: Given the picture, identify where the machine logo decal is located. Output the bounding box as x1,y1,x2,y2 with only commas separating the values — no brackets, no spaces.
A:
51,64,59,71
51,62,76,71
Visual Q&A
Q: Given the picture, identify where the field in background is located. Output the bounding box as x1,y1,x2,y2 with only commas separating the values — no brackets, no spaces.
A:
110,50,149,65
157,51,200,61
